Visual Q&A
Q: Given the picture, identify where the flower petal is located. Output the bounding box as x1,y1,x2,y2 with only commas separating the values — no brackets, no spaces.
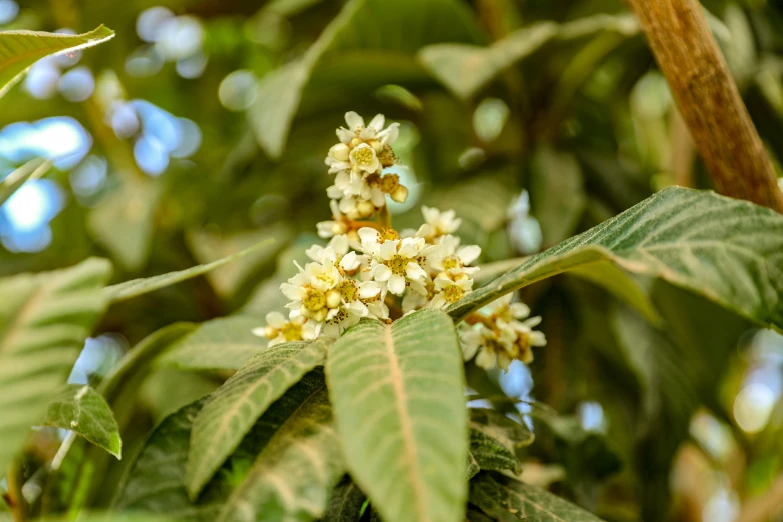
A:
345,111,364,131
388,274,406,295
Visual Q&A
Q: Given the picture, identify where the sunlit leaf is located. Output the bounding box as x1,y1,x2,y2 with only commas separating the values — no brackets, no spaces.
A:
43,384,121,459
186,338,331,498
326,310,468,522
0,25,114,98
0,258,111,472
448,187,783,332
0,158,51,207
469,472,606,521
104,238,275,303
216,376,343,522
157,316,267,372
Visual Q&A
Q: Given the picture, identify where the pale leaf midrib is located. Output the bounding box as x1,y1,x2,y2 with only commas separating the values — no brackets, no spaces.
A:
383,322,429,522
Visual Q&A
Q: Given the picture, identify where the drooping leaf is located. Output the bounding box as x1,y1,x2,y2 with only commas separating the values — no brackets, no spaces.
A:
216,382,343,522
0,25,114,98
42,385,121,459
323,476,366,521
157,316,267,372
0,158,51,206
448,187,783,332
103,238,275,303
88,178,163,273
469,409,533,476
0,258,111,472
250,0,482,158
326,310,468,522
418,13,638,100
469,472,606,521
186,337,332,498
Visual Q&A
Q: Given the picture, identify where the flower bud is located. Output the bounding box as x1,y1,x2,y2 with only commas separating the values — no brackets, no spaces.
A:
332,221,348,235
357,199,375,218
326,290,342,309
390,184,408,203
370,140,383,153
312,308,328,322
328,143,350,162
350,137,363,147
300,305,313,318
264,326,278,339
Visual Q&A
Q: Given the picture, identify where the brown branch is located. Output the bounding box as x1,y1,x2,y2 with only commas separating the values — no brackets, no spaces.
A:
737,472,783,522
627,0,783,213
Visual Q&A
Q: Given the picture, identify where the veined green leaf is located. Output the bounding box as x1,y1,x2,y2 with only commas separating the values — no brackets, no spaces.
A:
326,310,468,522
323,476,366,521
0,25,114,98
103,238,274,303
0,258,111,472
469,472,606,521
0,158,51,206
448,187,783,331
43,385,121,459
114,371,332,521
251,0,482,158
216,381,343,522
187,338,332,498
157,316,267,372
418,13,638,100
469,409,533,477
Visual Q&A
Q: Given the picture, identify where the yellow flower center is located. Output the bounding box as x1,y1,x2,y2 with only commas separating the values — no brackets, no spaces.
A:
326,308,348,325
352,147,375,166
337,280,358,302
443,284,465,303
384,254,409,276
281,322,302,341
442,256,460,271
315,271,337,288
303,288,326,311
380,228,400,241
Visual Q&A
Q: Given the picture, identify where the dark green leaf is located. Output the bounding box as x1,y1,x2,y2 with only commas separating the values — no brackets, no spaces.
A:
469,409,533,476
323,476,366,521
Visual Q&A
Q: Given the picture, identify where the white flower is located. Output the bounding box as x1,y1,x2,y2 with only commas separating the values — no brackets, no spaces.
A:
349,143,381,174
325,143,351,173
416,206,462,240
428,275,473,309
459,294,547,370
359,228,433,295
317,200,349,238
253,311,314,346
280,259,342,321
336,112,399,146
427,234,480,277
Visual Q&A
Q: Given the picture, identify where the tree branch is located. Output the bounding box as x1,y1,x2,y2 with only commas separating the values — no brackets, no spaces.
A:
626,0,783,213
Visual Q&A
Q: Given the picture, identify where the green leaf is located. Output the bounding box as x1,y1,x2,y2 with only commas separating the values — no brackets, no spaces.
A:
37,514,175,522
42,385,121,459
157,316,267,372
186,337,332,498
326,310,468,522
448,187,783,331
88,178,162,273
418,13,638,100
115,371,334,521
0,258,111,472
216,380,343,522
418,22,558,101
323,476,366,521
469,409,533,477
0,25,114,98
251,0,482,158
103,238,275,303
0,158,51,206
469,472,606,521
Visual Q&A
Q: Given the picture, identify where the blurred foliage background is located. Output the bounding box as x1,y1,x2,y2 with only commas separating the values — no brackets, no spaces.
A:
2,0,783,520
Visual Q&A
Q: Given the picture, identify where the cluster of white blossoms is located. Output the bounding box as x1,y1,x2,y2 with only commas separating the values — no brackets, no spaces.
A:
258,111,547,371
322,112,407,224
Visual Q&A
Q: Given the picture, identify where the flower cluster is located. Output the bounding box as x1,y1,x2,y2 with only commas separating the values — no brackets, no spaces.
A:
459,294,547,370
257,111,547,371
322,112,407,224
